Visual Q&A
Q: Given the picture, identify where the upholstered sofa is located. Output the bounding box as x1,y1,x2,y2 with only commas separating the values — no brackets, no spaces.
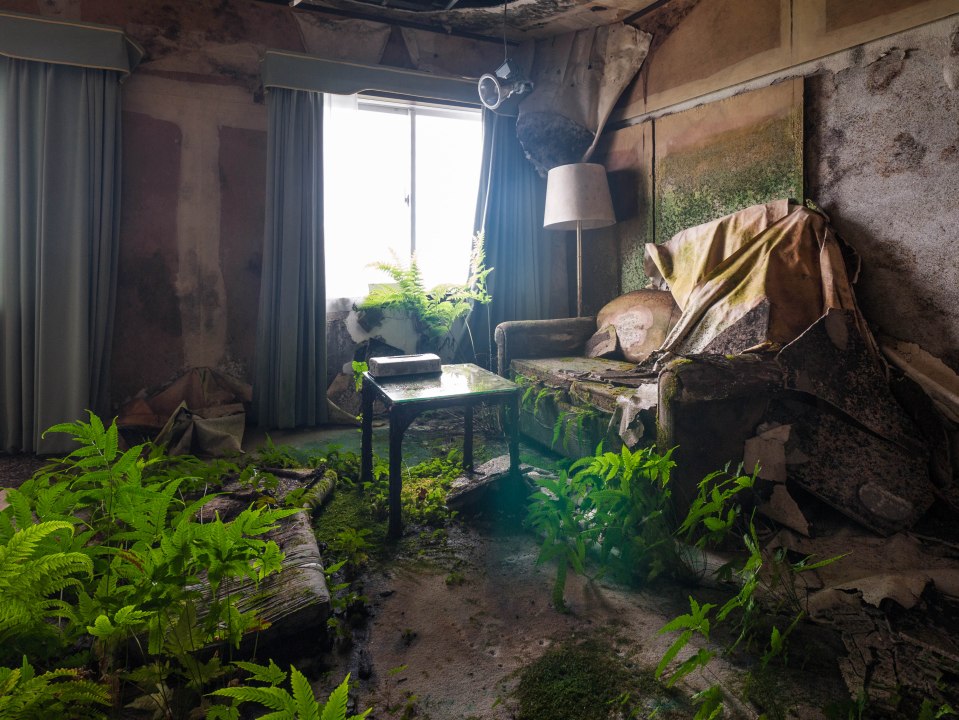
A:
495,200,938,532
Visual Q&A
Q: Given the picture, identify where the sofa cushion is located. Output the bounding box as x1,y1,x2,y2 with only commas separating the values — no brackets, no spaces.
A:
591,289,680,362
511,356,637,414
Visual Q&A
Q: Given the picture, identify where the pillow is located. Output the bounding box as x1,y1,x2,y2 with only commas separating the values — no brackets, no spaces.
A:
592,289,681,362
585,324,619,358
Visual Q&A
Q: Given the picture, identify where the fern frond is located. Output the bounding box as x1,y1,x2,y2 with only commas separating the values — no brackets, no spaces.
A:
212,685,297,713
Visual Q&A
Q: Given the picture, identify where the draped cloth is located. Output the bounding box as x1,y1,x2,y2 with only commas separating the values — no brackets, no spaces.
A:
645,200,876,358
0,57,122,453
252,87,328,428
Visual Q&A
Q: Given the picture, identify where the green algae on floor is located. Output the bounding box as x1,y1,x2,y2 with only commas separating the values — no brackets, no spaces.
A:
514,639,690,720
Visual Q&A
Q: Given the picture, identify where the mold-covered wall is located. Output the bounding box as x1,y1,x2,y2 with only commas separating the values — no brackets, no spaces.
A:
805,23,959,370
2,0,500,406
602,1,959,374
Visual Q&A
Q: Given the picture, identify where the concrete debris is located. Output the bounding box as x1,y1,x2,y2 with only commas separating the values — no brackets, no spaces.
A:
760,484,810,537
447,454,531,511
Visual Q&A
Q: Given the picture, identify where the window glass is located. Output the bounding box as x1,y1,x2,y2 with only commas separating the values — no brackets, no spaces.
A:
323,95,482,301
414,109,483,291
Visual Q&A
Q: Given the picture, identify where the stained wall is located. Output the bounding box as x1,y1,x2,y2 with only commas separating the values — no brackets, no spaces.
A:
2,0,501,406
601,0,959,372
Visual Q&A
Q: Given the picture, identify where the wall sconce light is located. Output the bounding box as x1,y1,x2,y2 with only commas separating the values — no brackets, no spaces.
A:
477,59,533,111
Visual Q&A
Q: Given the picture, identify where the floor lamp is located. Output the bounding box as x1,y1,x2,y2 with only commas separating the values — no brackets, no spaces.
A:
543,163,616,317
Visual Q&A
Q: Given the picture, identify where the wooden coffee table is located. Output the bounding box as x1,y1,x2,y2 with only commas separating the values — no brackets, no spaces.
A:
360,363,521,538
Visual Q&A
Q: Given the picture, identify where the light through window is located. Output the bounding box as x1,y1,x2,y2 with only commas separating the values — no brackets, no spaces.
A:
323,94,483,301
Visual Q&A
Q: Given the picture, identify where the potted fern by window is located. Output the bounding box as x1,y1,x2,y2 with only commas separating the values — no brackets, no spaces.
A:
352,232,492,362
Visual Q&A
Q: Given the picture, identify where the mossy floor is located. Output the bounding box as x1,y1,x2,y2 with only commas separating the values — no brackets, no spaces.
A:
244,410,852,720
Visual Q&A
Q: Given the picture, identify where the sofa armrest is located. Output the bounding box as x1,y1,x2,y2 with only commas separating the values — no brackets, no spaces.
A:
494,317,597,376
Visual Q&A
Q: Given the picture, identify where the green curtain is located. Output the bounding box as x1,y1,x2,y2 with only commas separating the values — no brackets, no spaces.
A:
470,109,557,370
252,87,328,429
0,57,122,454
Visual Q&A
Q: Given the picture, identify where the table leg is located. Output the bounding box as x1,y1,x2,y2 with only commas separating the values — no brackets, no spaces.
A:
388,407,415,539
360,378,374,484
507,394,520,475
463,405,473,471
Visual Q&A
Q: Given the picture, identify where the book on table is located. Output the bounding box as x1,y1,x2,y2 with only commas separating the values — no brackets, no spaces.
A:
367,353,442,378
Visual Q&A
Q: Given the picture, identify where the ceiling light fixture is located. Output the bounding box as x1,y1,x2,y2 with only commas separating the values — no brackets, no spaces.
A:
477,0,532,111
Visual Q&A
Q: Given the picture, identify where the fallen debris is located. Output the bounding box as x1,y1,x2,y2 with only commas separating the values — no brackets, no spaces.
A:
447,454,531,510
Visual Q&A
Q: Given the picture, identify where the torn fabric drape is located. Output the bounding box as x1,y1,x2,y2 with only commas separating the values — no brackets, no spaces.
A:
252,87,328,428
0,56,123,454
470,109,559,371
645,200,875,358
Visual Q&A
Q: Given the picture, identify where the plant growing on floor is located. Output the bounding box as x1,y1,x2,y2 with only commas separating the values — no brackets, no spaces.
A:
0,521,92,652
355,232,492,356
654,468,843,719
362,450,461,527
0,412,299,715
333,527,373,576
0,656,111,719
208,664,370,720
527,444,678,610
255,435,303,469
526,472,587,611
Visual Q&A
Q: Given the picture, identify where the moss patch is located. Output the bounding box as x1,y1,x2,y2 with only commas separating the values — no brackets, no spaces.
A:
654,108,802,244
313,484,388,556
514,639,689,720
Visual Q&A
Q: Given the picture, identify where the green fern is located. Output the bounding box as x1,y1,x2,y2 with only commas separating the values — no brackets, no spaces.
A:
0,656,110,719
0,521,91,644
209,668,370,720
355,232,492,354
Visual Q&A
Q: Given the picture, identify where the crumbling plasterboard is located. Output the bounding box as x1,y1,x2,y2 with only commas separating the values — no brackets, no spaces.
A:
769,527,959,590
743,424,789,482
759,484,810,536
778,309,924,451
881,337,959,425
772,401,933,535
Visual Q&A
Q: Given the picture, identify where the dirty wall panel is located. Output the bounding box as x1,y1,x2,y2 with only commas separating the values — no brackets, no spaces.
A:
617,0,789,119
111,111,184,406
595,122,654,293
795,0,959,64
219,126,267,383
805,21,959,372
653,79,804,245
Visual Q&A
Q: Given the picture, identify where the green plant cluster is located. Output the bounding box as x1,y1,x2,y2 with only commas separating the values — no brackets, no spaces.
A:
0,413,363,719
362,449,462,527
526,443,853,718
654,470,845,719
514,373,604,453
526,445,678,611
209,662,369,720
355,233,492,355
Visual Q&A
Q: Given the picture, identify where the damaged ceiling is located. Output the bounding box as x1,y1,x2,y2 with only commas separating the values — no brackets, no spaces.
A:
263,0,667,42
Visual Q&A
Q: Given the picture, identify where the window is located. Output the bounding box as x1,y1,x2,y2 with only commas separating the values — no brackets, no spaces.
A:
323,94,483,301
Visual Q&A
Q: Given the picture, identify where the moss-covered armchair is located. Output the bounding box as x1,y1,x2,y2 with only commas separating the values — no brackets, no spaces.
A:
495,201,937,532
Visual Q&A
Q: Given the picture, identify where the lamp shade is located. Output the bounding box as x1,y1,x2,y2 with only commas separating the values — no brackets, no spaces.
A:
543,163,615,230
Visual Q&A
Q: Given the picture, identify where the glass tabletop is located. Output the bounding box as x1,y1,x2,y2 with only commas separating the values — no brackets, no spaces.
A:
364,363,519,404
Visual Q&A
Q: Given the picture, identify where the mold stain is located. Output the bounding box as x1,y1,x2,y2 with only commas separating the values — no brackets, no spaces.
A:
130,250,182,338
654,108,803,244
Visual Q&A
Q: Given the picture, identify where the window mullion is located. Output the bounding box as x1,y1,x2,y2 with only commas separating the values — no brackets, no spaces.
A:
409,107,416,258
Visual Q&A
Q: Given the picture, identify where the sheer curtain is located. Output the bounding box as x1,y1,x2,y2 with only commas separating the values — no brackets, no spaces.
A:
252,87,328,428
471,109,558,370
0,57,123,453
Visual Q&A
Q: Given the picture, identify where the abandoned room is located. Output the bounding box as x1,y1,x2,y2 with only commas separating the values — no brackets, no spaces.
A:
1,0,959,717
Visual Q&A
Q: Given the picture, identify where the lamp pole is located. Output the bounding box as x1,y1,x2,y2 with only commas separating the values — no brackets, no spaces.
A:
575,220,584,318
